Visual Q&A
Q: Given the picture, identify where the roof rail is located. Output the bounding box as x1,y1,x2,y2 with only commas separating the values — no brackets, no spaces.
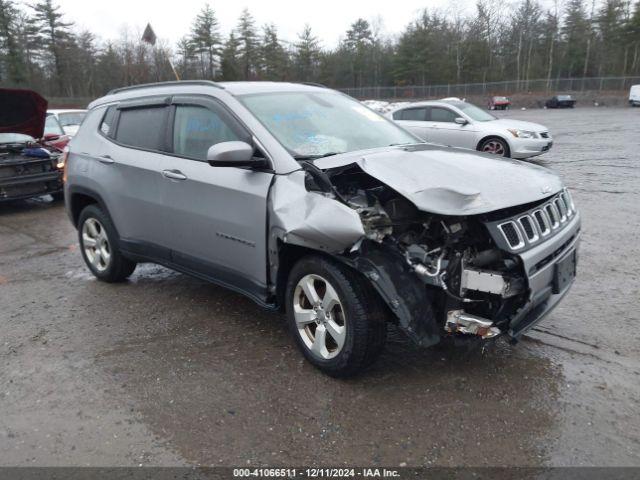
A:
107,80,225,95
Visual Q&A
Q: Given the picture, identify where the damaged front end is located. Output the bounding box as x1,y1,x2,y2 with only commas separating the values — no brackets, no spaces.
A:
267,157,573,348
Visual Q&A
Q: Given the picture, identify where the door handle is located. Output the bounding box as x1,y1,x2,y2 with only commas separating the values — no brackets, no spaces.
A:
98,154,114,164
162,169,187,181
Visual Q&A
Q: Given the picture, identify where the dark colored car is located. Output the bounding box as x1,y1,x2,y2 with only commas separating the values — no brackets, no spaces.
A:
0,88,64,202
545,95,576,109
488,96,511,110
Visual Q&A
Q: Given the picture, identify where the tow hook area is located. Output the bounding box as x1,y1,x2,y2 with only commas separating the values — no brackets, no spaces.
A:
445,310,502,339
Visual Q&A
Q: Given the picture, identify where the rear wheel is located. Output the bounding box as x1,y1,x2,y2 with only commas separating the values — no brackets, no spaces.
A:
479,137,509,157
78,205,136,282
285,256,387,377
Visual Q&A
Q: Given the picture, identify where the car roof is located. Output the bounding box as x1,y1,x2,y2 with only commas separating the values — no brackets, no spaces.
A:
89,81,329,109
389,99,464,112
48,109,87,114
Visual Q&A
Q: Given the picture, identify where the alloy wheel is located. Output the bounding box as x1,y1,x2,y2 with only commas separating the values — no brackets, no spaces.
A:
482,140,506,156
293,274,347,360
81,218,111,272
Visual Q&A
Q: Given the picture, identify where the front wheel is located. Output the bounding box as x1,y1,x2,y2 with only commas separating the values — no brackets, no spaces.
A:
285,256,387,377
479,137,510,157
78,205,137,282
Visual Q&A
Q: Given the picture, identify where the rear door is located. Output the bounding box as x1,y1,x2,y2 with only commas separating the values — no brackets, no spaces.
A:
100,100,170,256
392,107,429,141
159,95,274,296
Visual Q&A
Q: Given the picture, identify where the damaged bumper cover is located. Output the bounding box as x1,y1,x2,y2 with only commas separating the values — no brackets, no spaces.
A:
508,212,581,338
268,154,580,347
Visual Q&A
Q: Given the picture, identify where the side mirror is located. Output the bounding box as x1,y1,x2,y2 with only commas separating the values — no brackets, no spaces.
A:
454,117,468,125
43,133,60,141
207,141,265,168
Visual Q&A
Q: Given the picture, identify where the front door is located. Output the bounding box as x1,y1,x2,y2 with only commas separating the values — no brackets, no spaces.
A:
426,106,477,149
159,96,274,297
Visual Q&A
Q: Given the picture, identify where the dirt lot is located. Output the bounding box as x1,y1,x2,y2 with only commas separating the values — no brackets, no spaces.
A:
0,107,639,467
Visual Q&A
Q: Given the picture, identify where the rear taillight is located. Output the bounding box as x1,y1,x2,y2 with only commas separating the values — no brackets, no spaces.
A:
59,147,69,182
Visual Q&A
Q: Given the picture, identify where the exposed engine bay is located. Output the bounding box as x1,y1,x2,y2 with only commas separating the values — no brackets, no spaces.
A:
302,162,529,344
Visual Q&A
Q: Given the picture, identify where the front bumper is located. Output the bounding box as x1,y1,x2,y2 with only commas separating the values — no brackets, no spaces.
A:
508,211,581,338
0,170,63,202
510,137,554,159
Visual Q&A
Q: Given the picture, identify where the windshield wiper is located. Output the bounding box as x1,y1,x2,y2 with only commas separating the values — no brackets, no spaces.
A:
293,152,344,161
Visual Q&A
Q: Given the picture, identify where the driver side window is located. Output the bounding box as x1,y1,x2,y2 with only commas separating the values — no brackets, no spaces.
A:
429,107,458,123
172,105,244,161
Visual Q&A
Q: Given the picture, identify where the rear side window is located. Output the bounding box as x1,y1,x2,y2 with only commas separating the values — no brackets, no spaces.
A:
394,108,427,121
172,105,244,160
115,106,167,151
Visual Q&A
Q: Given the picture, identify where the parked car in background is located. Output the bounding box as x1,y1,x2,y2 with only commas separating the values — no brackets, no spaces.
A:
44,113,71,150
488,96,511,110
0,88,64,202
64,81,579,376
545,95,576,108
387,99,553,159
47,109,87,136
629,85,640,107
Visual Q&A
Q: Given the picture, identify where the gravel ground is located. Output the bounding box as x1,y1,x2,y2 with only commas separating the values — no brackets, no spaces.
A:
0,107,639,467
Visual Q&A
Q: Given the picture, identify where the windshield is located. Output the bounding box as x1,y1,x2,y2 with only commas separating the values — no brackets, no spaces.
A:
0,133,35,144
445,101,497,122
44,115,64,136
239,91,418,158
58,112,86,127
557,95,573,101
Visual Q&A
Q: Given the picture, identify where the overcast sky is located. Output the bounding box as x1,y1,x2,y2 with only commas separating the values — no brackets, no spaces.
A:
50,0,482,48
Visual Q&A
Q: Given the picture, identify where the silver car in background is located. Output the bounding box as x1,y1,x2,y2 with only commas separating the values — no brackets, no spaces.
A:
387,99,553,159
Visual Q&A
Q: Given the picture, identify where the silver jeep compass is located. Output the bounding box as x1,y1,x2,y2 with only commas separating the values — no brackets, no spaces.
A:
64,81,580,376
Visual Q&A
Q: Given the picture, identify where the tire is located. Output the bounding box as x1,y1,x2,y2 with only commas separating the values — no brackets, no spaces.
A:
77,204,136,282
478,137,510,157
285,255,387,377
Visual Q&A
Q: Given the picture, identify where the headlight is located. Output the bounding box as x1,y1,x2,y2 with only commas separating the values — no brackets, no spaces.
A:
508,129,537,139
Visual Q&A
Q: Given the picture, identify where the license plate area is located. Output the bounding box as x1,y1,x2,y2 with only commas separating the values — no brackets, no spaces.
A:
553,248,576,294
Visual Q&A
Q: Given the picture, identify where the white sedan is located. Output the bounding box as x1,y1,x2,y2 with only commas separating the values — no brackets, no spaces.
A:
47,109,87,136
386,99,553,159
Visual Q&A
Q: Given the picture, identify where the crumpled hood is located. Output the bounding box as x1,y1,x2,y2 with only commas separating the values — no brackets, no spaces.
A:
488,118,548,133
0,88,48,139
314,144,564,216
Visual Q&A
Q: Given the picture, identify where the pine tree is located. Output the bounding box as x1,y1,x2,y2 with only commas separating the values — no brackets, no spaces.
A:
220,32,241,81
562,0,590,76
0,0,25,84
293,25,321,81
260,24,287,80
31,0,73,94
236,8,259,80
190,4,220,79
